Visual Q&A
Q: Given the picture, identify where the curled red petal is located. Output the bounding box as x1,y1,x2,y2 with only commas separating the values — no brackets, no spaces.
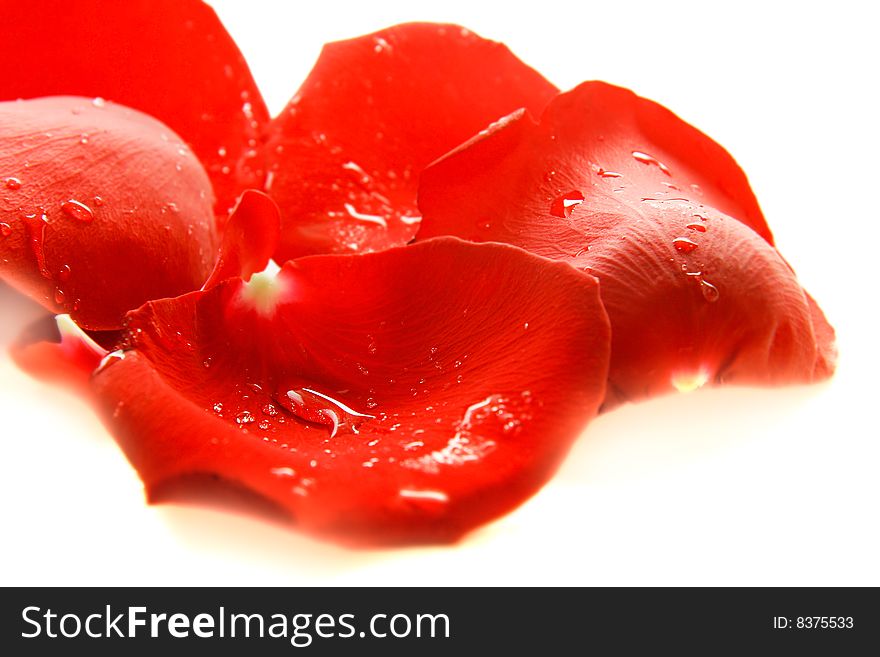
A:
10,314,106,393
203,190,281,291
0,97,217,330
417,83,835,406
0,0,268,216
263,23,558,260
92,238,611,546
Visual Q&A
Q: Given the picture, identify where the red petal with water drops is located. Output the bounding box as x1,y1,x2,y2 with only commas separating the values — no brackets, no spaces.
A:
92,238,611,546
263,23,558,260
203,190,280,291
0,97,217,330
417,82,835,406
0,0,268,217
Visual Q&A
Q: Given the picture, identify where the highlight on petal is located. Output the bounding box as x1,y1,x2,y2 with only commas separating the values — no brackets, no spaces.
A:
202,190,281,291
0,0,268,216
417,82,835,407
263,23,558,260
92,238,611,546
0,97,217,331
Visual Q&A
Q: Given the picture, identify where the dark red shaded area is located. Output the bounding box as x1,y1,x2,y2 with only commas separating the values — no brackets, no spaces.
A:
417,82,835,406
0,0,268,216
263,23,558,260
203,190,281,291
0,97,217,331
92,239,611,545
10,315,105,393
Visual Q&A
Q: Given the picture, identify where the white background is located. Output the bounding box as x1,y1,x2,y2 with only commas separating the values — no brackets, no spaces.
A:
2,0,878,585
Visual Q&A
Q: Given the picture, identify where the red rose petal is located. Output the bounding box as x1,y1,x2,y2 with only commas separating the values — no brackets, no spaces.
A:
203,190,281,291
10,314,106,393
263,23,558,260
92,238,611,545
417,83,835,406
0,0,268,216
0,97,217,330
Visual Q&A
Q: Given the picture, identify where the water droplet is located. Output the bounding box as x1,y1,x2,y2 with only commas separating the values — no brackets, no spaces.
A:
22,212,51,278
632,151,671,175
53,287,66,305
212,402,224,414
399,489,449,506
692,212,707,221
343,203,387,228
217,146,227,157
686,222,707,232
700,280,720,302
550,191,585,218
79,134,89,145
262,403,278,417
277,387,375,438
0,222,11,238
235,410,255,425
57,264,72,281
596,168,622,178
61,200,94,224
4,177,21,190
92,97,106,108
373,36,391,53
93,196,104,206
258,419,271,431
270,466,296,478
673,237,698,253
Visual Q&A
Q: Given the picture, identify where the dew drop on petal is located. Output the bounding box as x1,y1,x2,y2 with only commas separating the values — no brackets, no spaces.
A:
61,200,94,224
277,387,375,438
686,222,707,233
235,410,255,425
673,237,699,253
0,222,11,238
700,280,720,302
632,150,671,175
550,191,584,218
22,212,51,278
4,177,21,190
596,168,622,178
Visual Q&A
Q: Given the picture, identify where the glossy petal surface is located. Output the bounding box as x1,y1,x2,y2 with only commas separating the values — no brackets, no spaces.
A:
0,0,268,215
93,239,611,545
203,190,281,290
417,83,835,406
0,97,217,330
263,23,558,259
